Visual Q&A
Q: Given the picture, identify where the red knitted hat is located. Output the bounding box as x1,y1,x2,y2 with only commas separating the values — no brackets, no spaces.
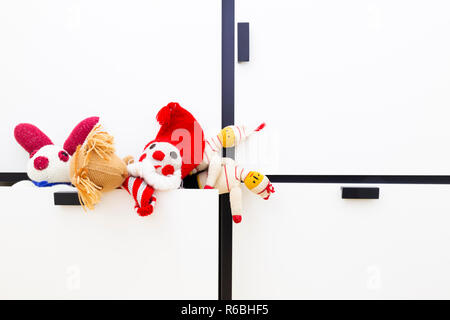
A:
145,102,205,178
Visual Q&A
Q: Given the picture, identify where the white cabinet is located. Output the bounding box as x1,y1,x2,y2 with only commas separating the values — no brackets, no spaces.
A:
0,188,218,299
0,0,221,172
235,0,450,175
233,183,450,299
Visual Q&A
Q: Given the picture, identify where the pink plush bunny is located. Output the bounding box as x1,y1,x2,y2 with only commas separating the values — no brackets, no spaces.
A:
14,117,99,187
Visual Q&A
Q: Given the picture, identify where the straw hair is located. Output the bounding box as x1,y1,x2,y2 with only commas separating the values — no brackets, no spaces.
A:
70,125,127,210
83,124,115,161
72,161,102,210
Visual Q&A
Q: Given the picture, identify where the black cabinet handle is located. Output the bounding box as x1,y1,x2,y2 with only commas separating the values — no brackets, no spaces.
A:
341,187,379,199
54,192,81,205
0,172,29,186
238,22,249,62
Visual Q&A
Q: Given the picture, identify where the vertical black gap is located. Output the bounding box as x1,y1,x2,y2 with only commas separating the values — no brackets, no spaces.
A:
220,0,234,300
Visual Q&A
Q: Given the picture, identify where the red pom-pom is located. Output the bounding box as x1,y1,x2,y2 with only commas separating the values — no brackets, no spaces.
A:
156,102,180,126
137,205,153,216
204,185,214,189
232,215,242,223
254,122,266,132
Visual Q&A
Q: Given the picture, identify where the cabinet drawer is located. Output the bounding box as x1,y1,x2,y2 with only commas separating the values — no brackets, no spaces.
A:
233,183,450,299
0,188,218,299
235,0,450,175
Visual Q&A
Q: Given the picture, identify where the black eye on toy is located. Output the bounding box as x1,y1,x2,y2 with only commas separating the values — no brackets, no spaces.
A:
149,143,156,150
170,151,178,159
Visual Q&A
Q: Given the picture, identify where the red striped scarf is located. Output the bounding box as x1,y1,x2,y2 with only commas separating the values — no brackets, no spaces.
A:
122,176,156,216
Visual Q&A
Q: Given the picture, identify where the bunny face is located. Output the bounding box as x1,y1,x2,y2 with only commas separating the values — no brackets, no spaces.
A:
27,145,71,184
14,117,99,186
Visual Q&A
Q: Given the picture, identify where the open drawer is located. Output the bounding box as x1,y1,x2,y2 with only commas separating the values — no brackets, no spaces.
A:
0,187,218,299
233,183,450,299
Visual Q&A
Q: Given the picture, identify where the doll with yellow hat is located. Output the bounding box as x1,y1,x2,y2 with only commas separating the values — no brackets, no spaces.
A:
184,122,274,224
184,157,274,223
190,123,265,189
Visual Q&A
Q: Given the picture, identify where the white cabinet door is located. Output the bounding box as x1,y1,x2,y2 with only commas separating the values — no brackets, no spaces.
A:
0,188,218,299
0,0,221,172
235,0,450,175
233,184,450,299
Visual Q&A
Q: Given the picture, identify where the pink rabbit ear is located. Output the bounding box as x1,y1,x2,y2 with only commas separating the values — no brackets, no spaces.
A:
14,123,54,156
63,116,100,155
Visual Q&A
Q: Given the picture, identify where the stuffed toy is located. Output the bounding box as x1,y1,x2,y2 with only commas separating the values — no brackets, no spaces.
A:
185,123,273,224
14,117,99,187
124,102,205,216
69,124,129,210
121,175,157,216
191,123,266,189
184,157,274,223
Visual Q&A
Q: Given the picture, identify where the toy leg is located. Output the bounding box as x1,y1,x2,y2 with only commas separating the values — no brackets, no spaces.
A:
204,154,222,189
229,186,243,223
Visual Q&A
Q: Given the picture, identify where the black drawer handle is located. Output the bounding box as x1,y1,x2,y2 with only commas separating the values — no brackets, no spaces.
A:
341,187,379,199
54,192,81,205
238,22,249,62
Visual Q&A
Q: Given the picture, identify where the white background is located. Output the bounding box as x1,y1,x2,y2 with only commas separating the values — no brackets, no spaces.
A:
0,0,221,170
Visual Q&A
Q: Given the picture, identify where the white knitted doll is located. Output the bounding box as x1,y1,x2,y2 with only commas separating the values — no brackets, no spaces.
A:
191,123,265,189
190,157,274,223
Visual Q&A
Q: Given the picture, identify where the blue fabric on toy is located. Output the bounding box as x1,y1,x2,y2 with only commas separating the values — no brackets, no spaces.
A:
31,180,72,188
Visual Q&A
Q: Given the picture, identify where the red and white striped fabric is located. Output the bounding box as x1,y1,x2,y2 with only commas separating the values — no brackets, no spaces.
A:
122,176,156,216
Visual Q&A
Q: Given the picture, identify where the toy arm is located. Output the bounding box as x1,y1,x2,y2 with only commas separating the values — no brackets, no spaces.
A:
217,123,265,148
127,161,142,177
123,155,135,165
127,158,155,178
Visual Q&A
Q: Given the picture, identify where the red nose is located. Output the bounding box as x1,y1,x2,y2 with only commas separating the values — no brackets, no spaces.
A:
34,156,49,170
152,150,165,161
162,165,174,176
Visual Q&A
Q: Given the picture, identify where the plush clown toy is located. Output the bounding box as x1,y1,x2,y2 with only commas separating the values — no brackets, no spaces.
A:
124,102,205,216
